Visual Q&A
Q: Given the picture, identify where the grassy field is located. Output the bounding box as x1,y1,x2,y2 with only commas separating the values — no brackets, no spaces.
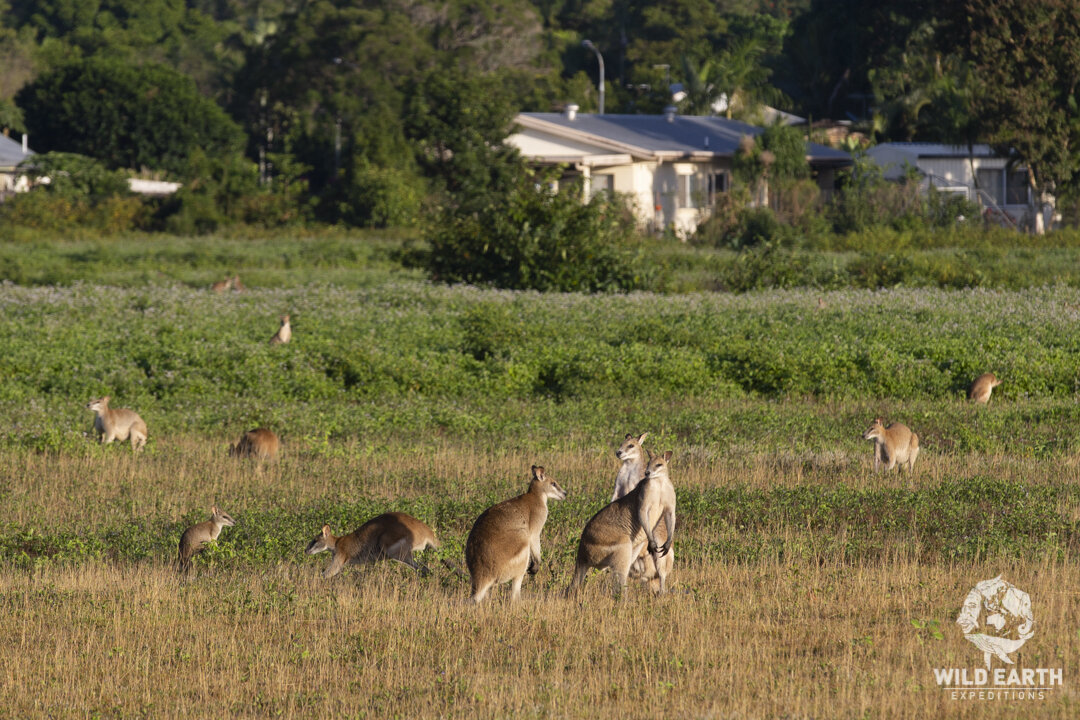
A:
0,232,1077,717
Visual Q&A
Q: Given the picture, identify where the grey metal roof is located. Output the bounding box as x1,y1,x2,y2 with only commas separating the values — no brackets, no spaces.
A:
0,133,32,169
519,112,851,166
872,142,998,158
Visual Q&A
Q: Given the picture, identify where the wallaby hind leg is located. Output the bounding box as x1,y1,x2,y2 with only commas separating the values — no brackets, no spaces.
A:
510,572,525,602
567,563,590,596
385,538,429,576
610,547,635,599
470,578,495,604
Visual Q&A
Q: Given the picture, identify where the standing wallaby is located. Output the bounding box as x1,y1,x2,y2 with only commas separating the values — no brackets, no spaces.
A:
177,506,235,574
611,432,648,501
86,396,148,450
230,275,245,293
863,418,919,473
269,314,291,344
228,428,280,461
306,512,439,578
210,276,233,293
465,466,566,603
569,450,676,597
968,372,1001,404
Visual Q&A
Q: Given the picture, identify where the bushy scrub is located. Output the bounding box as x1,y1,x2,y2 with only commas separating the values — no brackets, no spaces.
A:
425,179,648,292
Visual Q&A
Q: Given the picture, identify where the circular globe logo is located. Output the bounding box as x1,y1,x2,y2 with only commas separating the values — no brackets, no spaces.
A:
956,575,1034,670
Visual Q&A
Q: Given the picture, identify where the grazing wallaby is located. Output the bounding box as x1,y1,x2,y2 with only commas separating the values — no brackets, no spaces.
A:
611,432,648,502
86,396,148,450
230,275,245,293
306,512,439,578
569,449,676,597
269,314,291,345
177,506,235,574
211,276,233,293
465,466,566,603
862,418,919,473
228,428,280,461
968,372,1001,404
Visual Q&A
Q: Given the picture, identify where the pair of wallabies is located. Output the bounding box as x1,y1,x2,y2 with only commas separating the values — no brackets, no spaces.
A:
211,275,245,293
862,372,1002,475
462,435,676,603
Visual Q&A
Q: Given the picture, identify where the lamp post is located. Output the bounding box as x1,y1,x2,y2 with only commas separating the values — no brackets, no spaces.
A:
582,39,605,115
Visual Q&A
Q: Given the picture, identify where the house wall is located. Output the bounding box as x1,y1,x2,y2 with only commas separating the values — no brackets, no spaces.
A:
506,129,612,158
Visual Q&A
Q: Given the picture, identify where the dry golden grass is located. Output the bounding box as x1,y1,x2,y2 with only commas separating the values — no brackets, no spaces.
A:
0,438,1077,718
0,557,1075,718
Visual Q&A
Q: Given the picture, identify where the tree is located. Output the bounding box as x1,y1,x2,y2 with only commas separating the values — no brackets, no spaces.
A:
17,58,245,174
952,0,1080,233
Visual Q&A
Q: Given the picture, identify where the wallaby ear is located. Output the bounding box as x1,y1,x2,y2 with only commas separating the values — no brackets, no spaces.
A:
321,525,331,537
211,505,218,514
102,395,110,403
663,450,673,461
624,433,633,440
645,448,654,460
637,432,648,444
534,465,546,479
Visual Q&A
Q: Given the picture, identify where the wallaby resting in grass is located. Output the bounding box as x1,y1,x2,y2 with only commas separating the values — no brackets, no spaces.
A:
306,512,439,579
269,314,291,344
465,466,566,603
230,275,245,293
862,418,919,473
228,428,280,461
968,372,1001,404
177,506,235,574
211,276,233,293
86,396,147,450
611,432,648,502
569,450,676,597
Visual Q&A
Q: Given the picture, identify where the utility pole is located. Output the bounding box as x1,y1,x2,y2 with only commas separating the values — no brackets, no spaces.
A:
582,40,605,115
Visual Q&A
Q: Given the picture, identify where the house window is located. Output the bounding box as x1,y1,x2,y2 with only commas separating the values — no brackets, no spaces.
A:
975,168,1003,206
707,173,729,206
678,173,703,209
590,173,614,200
1005,170,1029,205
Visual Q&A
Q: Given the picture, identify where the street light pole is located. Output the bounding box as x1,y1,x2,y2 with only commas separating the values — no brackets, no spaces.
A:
582,39,605,115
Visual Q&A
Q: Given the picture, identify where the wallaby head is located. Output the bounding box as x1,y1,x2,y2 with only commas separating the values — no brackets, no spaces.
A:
530,465,567,502
862,418,886,441
280,314,290,325
211,505,236,528
615,432,648,462
642,449,674,480
306,525,335,554
86,396,110,413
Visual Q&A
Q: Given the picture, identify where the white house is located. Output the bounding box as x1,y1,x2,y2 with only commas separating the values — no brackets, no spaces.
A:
864,143,1046,229
508,107,851,235
0,133,33,199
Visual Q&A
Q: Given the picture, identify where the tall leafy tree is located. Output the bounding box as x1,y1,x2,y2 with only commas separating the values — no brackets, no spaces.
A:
17,57,245,173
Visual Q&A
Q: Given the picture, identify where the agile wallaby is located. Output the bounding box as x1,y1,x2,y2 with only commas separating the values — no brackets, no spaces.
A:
230,275,245,293
228,428,280,461
269,314,291,345
86,396,147,450
569,449,676,597
210,276,233,293
863,418,920,473
306,512,439,578
968,372,1001,404
177,506,235,574
611,432,648,502
465,466,566,603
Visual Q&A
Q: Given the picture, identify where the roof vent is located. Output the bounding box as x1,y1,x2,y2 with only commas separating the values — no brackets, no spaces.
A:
663,105,677,123
704,136,710,149
564,103,579,121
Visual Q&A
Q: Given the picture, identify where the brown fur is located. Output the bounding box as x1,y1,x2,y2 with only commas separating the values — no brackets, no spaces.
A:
269,314,291,344
177,506,235,573
611,432,648,502
569,450,676,597
228,428,280,461
465,466,566,603
862,418,919,473
86,396,147,450
210,277,233,293
305,512,439,578
968,372,1001,404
